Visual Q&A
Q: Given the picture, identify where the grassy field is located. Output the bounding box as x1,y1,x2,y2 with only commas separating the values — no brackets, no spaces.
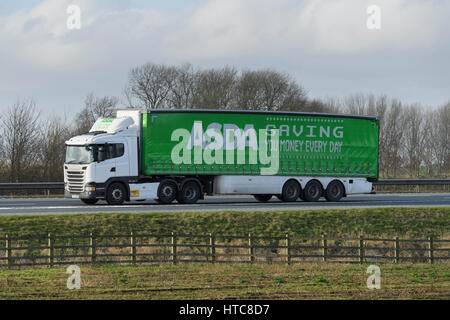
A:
0,207,449,239
0,263,448,300
0,207,448,300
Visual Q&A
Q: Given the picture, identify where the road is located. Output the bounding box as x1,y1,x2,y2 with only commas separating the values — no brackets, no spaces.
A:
0,193,449,216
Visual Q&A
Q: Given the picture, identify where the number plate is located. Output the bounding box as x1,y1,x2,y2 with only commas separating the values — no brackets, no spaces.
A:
72,194,80,199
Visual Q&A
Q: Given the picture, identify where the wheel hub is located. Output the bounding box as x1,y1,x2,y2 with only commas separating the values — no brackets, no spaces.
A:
112,189,122,200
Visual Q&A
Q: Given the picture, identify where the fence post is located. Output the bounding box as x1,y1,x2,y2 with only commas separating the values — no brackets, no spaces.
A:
90,232,96,263
209,233,215,263
427,236,434,264
171,232,177,264
5,234,11,269
285,234,291,265
394,236,400,264
248,233,254,263
359,235,364,264
48,233,54,267
130,231,136,264
322,234,327,262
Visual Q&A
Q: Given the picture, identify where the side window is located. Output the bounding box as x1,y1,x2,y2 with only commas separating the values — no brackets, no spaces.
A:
97,143,125,161
115,143,124,158
106,145,115,160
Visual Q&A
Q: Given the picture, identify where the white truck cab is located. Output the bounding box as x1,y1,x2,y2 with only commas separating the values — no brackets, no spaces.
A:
64,111,142,204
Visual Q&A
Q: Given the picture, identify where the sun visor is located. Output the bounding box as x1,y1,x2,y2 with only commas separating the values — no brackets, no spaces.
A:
90,117,135,134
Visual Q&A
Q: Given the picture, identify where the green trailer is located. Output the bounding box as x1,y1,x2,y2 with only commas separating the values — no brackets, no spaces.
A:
141,110,379,179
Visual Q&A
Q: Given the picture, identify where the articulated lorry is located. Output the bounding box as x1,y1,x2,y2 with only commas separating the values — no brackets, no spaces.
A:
64,109,379,205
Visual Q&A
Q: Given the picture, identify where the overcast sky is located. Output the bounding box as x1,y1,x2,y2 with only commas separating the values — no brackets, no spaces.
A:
0,0,449,118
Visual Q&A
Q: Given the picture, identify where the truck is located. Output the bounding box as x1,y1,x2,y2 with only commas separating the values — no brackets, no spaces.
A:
64,109,379,205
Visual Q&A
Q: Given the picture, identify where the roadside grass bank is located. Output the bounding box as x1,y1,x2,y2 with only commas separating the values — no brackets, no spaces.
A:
0,263,448,300
0,207,448,239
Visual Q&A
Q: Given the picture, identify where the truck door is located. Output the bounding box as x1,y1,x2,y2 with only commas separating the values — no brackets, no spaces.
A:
94,144,116,183
114,142,130,177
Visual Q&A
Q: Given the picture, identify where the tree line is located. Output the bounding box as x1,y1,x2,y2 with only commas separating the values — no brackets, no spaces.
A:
0,63,448,182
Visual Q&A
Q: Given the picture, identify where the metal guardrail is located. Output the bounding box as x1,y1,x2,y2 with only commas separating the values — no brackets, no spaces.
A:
375,179,450,186
0,182,64,190
0,180,449,191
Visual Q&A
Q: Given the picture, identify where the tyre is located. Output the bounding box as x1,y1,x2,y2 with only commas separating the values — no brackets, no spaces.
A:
303,180,322,202
298,190,306,201
178,181,201,204
81,199,98,205
253,194,273,202
157,180,178,204
281,180,301,202
325,180,345,202
106,183,126,205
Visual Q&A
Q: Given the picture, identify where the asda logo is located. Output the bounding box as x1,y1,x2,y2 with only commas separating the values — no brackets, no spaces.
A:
170,121,280,175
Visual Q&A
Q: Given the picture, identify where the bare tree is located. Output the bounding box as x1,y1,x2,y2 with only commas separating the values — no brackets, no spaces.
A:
167,63,197,109
402,105,425,177
74,93,119,134
430,102,450,176
1,100,41,182
235,69,307,111
193,66,238,110
125,63,177,110
39,117,71,181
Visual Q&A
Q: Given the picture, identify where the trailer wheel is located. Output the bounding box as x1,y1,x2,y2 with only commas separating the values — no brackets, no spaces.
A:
157,180,178,204
178,181,200,204
303,180,322,202
253,194,272,202
81,199,98,205
325,180,344,202
298,190,306,201
106,183,126,205
281,180,301,202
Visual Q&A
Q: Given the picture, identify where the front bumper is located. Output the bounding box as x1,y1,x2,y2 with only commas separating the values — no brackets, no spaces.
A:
64,183,106,200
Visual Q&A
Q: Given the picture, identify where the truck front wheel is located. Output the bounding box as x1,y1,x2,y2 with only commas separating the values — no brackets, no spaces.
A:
106,183,126,205
177,181,200,204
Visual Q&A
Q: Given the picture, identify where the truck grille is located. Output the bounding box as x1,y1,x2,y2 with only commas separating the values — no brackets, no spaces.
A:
67,170,85,193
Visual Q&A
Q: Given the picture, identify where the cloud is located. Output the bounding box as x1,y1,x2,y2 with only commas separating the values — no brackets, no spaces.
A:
0,0,449,114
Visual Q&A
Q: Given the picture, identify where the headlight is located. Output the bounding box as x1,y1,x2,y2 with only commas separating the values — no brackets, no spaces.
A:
85,186,96,192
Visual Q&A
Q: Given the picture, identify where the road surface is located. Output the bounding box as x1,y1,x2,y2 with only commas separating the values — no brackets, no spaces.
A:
0,193,449,216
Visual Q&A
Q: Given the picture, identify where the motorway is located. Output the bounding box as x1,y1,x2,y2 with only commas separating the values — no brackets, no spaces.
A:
0,193,449,216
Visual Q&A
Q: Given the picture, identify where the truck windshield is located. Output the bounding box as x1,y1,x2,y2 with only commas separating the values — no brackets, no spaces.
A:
65,145,95,164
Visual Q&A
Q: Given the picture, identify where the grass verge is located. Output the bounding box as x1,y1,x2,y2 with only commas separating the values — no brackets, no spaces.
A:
0,263,448,300
0,207,449,238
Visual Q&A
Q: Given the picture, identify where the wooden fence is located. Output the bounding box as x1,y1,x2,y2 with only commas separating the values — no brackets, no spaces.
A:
0,233,448,268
